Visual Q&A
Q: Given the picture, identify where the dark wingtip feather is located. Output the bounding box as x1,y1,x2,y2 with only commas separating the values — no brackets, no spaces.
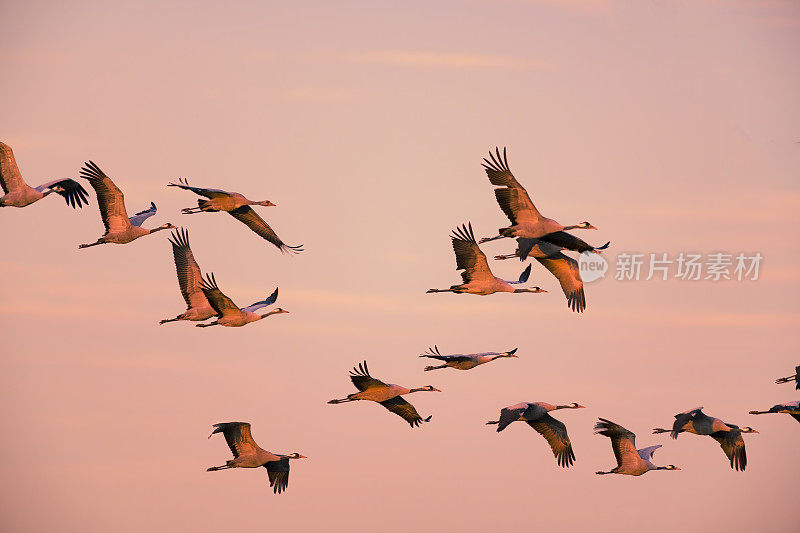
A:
518,263,532,283
264,287,279,306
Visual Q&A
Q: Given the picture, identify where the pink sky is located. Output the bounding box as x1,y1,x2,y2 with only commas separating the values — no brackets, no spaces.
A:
1,0,799,531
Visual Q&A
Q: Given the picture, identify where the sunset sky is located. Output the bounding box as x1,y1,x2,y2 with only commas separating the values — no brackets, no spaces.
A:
1,0,799,531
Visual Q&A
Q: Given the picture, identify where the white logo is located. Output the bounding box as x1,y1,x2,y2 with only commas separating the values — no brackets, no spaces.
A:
579,252,608,283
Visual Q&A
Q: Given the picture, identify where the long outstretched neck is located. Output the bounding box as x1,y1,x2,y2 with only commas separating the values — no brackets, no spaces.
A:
424,364,447,371
486,420,499,425
159,316,180,325
149,225,173,234
652,428,670,434
427,288,455,293
748,410,770,415
250,199,275,207
563,223,595,231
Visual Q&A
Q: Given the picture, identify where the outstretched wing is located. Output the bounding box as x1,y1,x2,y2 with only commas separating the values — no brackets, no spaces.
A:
535,253,585,313
378,396,430,428
35,178,90,208
671,407,704,439
241,287,279,314
80,161,130,233
168,228,209,310
228,206,303,254
637,445,662,461
494,188,542,226
128,202,157,227
419,345,470,363
515,238,562,261
420,345,447,361
264,458,291,494
483,147,543,223
199,273,242,318
495,405,526,432
209,422,259,458
0,141,27,194
482,147,528,191
527,414,575,468
710,430,747,471
348,361,386,391
595,418,638,470
167,178,232,199
538,231,608,253
451,223,492,284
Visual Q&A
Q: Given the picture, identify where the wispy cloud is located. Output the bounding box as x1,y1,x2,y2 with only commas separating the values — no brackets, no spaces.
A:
342,51,547,71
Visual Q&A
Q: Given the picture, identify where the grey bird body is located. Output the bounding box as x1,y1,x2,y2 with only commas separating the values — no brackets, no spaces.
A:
749,400,800,424
0,142,89,209
207,422,306,494
477,147,597,242
420,345,518,371
659,407,733,438
651,407,757,471
196,273,288,328
486,401,585,467
77,161,174,248
328,361,440,427
159,228,216,324
168,178,303,254
595,418,680,476
427,223,545,296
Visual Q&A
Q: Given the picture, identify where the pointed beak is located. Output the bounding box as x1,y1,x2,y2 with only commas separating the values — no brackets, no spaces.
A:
588,224,598,230
432,387,442,392
297,454,307,459
577,405,587,408
508,348,518,356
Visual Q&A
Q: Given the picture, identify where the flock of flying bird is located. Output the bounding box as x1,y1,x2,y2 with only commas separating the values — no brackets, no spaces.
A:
426,148,609,312
2,141,797,494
